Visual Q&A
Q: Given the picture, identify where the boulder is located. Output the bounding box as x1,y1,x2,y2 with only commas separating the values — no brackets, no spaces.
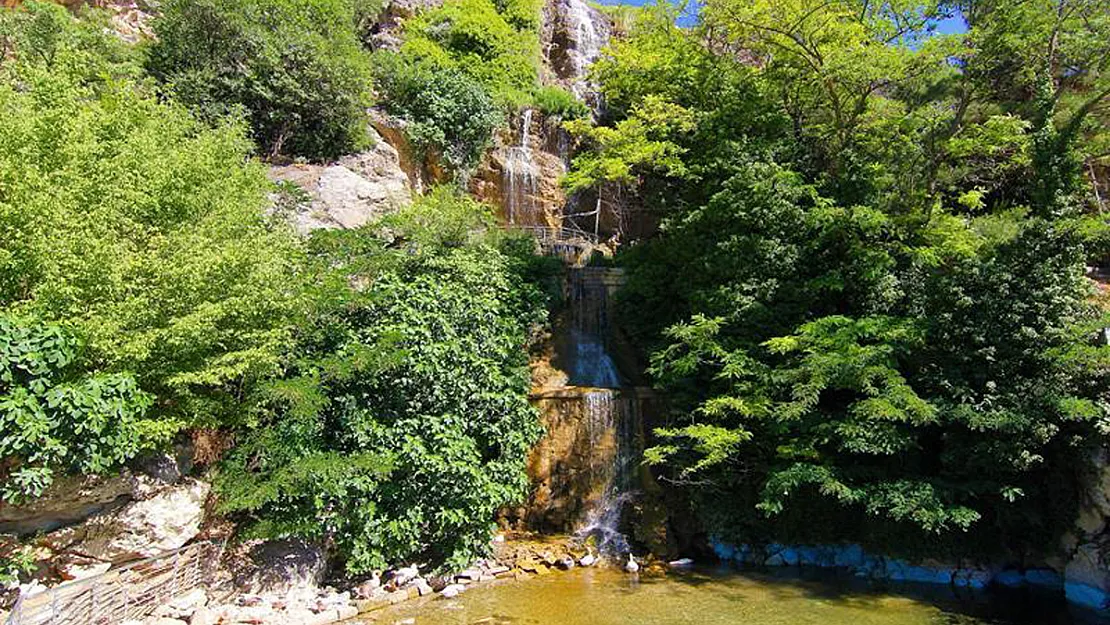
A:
414,578,434,596
440,584,465,599
53,553,112,581
269,129,411,235
41,480,209,564
188,606,218,625
152,588,208,620
0,470,164,537
234,539,328,594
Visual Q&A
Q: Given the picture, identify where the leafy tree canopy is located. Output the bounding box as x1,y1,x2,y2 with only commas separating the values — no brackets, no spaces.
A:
0,2,300,429
577,0,1110,558
147,0,374,160
218,189,555,572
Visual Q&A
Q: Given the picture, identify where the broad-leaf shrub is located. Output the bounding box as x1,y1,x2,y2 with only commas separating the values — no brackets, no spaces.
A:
218,190,552,572
374,0,545,175
147,0,373,160
0,315,163,503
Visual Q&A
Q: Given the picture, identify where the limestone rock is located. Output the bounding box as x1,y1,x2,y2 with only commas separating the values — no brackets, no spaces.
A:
440,584,465,599
41,480,209,564
469,111,568,230
269,129,411,235
153,588,208,620
0,470,164,537
542,0,612,107
189,606,218,625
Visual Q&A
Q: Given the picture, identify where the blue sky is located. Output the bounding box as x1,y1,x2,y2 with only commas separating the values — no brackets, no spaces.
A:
592,0,968,34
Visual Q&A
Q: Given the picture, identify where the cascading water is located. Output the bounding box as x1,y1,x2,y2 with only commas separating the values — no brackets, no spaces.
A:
560,268,638,557
503,109,538,225
575,389,637,556
559,0,610,102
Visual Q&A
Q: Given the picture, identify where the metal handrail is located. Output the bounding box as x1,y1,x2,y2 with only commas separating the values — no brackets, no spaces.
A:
4,539,223,625
510,224,601,246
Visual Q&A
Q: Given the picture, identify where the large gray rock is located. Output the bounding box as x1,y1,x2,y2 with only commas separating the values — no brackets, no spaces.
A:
269,130,411,235
41,479,210,567
0,470,164,537
234,539,328,594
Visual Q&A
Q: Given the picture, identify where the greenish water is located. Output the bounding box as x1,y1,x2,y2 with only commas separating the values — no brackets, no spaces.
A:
363,566,1098,625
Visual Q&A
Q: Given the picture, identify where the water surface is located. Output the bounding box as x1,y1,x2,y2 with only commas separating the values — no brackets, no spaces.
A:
363,566,1100,625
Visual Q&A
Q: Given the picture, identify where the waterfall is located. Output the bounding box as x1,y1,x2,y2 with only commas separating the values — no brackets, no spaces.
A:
557,0,611,103
575,389,637,556
561,268,637,557
566,268,622,388
503,109,538,225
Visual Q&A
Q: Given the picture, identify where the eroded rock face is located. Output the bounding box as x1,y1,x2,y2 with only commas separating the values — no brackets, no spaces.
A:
40,479,210,571
543,0,612,110
269,128,412,234
0,470,165,537
470,110,569,229
1063,450,1110,609
369,0,445,50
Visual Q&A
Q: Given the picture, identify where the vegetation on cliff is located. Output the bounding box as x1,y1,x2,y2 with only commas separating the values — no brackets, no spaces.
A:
0,0,553,576
217,191,554,572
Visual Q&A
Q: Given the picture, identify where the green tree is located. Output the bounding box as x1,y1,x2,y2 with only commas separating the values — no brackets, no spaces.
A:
0,3,300,428
0,315,163,503
373,54,503,172
218,190,554,572
147,0,373,160
574,0,1110,559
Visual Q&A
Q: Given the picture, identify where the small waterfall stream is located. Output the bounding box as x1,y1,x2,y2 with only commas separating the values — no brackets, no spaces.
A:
503,109,538,224
559,0,610,103
576,388,637,555
560,268,637,556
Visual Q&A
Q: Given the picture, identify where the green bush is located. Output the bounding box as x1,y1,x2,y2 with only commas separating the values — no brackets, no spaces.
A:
218,189,553,572
0,7,300,429
400,0,540,104
147,0,373,160
0,315,164,503
374,53,503,171
532,85,589,120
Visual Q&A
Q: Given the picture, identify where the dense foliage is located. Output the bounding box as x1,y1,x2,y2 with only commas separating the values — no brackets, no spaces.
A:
217,190,554,572
0,315,162,503
373,0,551,176
373,54,503,171
0,0,556,578
147,0,373,160
572,0,1110,558
0,1,299,431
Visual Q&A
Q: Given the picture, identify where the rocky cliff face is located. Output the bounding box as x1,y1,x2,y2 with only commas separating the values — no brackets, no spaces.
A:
0,450,210,585
542,0,612,111
470,110,570,229
1062,449,1110,609
269,127,412,234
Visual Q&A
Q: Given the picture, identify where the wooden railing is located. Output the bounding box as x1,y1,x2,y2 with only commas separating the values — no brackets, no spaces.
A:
4,540,223,625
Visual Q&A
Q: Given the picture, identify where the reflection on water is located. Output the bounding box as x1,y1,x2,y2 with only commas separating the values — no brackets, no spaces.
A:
359,566,1104,625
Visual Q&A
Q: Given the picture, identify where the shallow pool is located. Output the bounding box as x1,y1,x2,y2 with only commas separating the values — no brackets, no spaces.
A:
362,566,1103,625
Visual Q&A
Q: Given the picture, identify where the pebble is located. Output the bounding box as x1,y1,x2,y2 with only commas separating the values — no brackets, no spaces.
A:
441,583,467,599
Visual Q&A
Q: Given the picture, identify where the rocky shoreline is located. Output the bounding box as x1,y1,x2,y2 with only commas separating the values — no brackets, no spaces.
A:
116,535,651,625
